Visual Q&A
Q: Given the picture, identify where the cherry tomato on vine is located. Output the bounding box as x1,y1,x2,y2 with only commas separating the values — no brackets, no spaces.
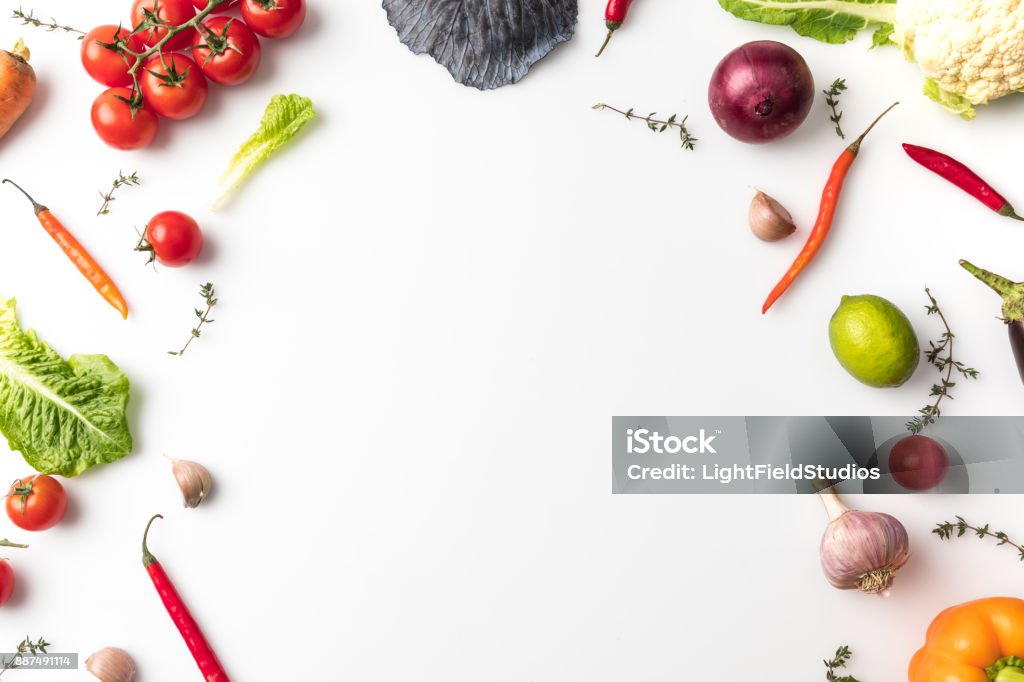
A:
139,54,208,120
6,475,67,532
131,0,197,51
240,0,305,39
0,562,13,608
192,0,238,12
91,88,159,150
192,17,261,86
139,211,204,267
81,25,145,87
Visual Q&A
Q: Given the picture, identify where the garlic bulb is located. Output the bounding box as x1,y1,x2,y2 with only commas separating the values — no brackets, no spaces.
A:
169,457,213,508
818,487,910,596
86,647,137,682
749,190,796,242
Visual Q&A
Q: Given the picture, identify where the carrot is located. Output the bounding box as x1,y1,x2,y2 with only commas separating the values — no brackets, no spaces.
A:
762,102,898,314
0,40,36,141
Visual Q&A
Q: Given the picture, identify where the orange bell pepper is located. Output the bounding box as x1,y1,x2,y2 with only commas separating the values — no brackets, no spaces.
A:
910,598,1024,682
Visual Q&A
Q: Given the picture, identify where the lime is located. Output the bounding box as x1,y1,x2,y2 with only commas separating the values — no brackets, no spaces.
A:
829,295,920,388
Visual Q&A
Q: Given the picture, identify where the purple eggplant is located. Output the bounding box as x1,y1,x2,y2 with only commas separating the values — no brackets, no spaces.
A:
961,259,1024,386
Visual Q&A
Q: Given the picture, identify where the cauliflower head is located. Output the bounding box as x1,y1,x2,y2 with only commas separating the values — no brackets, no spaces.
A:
894,0,1024,119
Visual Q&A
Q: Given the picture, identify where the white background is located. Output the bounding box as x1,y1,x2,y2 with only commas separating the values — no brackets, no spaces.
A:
0,0,1022,679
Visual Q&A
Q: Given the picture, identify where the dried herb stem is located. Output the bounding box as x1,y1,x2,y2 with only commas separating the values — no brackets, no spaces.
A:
825,645,862,682
0,637,50,677
907,288,978,434
593,103,697,151
823,78,848,139
97,172,140,217
11,8,83,37
169,283,218,357
934,517,1024,562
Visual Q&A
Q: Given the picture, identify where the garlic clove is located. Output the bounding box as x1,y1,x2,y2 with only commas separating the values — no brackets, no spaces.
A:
749,190,797,242
86,647,137,682
169,457,213,509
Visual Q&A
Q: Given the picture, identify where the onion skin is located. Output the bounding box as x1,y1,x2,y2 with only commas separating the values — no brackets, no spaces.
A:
708,40,814,144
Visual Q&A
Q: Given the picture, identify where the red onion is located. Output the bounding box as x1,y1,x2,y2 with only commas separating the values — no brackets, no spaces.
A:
708,40,814,144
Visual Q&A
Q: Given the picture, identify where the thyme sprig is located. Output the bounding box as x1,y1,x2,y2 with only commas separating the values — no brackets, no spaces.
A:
906,288,979,434
97,172,140,216
11,9,83,37
593,103,697,151
823,78,848,139
169,283,217,357
0,637,50,677
934,517,1024,562
825,645,861,682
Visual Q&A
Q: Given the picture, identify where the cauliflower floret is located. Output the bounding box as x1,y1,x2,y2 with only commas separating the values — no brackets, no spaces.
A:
894,0,1024,105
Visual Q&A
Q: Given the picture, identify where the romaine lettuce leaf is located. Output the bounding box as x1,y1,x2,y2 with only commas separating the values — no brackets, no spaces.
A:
0,298,132,476
212,94,316,211
717,0,897,45
923,79,977,121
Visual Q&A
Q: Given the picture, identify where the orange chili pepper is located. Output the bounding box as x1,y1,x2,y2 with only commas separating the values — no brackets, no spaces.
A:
4,179,127,319
910,597,1024,682
761,102,898,314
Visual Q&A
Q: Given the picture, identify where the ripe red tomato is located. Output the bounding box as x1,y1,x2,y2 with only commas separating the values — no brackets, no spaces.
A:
192,0,238,11
91,88,159,150
890,435,949,491
139,54,208,120
142,211,204,266
6,475,67,532
240,0,305,39
0,561,13,608
81,25,145,87
131,0,197,51
192,17,261,86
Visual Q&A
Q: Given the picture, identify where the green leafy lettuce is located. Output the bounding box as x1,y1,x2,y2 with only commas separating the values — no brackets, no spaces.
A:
717,0,897,46
0,298,132,476
212,93,316,211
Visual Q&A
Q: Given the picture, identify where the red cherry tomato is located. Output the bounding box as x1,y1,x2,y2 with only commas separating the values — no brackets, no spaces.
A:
192,17,261,86
5,475,67,532
890,435,949,491
139,54,208,120
192,0,238,12
131,0,197,51
142,211,204,267
81,25,145,87
240,0,305,39
0,561,13,608
91,88,159,150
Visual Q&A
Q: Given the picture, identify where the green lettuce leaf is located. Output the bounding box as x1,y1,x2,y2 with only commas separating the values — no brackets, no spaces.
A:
0,298,132,476
923,79,977,121
212,94,316,211
717,0,897,45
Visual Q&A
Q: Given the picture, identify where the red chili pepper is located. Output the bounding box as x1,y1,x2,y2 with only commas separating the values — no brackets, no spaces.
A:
903,143,1024,221
762,102,898,314
595,0,632,58
3,179,128,319
142,515,229,682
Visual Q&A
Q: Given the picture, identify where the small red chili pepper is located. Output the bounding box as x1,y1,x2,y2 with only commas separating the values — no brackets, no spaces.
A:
3,179,128,319
142,515,230,682
903,143,1024,221
762,102,898,314
595,0,633,58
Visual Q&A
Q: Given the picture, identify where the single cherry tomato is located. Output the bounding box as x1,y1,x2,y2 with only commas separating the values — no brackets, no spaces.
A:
0,561,13,608
6,475,67,532
192,0,238,12
81,25,145,87
240,0,305,39
131,0,197,51
192,17,261,86
139,54,208,120
91,88,159,150
889,435,949,491
140,211,204,267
